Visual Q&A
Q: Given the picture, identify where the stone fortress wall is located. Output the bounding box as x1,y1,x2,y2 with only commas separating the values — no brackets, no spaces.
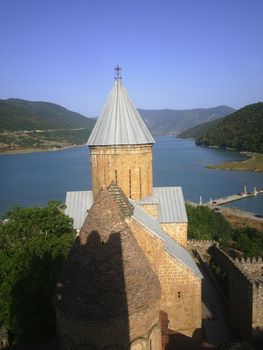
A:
189,240,263,341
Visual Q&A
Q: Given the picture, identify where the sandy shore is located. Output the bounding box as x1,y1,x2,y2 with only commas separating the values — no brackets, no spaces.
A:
0,144,87,155
206,152,263,172
215,206,263,232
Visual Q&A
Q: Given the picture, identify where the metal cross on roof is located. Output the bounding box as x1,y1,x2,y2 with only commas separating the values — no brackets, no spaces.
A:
114,65,122,80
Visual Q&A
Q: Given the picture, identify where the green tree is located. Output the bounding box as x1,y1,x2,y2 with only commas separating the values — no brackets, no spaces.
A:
232,226,263,258
186,204,232,246
0,201,75,345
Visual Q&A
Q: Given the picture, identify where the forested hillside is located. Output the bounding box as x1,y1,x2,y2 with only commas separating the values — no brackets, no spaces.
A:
0,98,95,131
177,118,222,139
196,103,263,153
0,99,96,152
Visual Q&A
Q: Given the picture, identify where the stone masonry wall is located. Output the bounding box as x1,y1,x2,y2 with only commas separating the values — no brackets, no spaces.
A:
139,203,159,218
57,300,161,350
129,218,202,337
160,223,188,247
90,144,153,200
210,245,263,341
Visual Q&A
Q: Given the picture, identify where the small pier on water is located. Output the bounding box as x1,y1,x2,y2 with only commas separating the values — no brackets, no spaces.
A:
202,186,263,207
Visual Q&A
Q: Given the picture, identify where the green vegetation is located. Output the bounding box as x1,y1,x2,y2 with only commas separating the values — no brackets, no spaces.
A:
231,226,263,257
0,98,95,131
0,98,96,152
186,204,263,257
177,118,222,139
196,102,263,153
206,152,263,172
0,202,75,345
186,204,232,246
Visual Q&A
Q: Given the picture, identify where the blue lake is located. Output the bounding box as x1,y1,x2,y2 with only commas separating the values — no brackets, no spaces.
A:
0,137,262,217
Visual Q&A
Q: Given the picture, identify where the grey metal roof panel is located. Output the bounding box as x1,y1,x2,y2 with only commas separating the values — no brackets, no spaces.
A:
153,187,188,223
87,80,155,146
65,191,93,230
65,190,201,277
132,203,202,278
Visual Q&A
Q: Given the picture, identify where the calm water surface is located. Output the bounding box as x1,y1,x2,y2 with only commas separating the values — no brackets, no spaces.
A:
0,137,262,217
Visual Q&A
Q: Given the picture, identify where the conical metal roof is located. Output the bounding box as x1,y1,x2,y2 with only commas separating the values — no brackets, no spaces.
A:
87,76,154,146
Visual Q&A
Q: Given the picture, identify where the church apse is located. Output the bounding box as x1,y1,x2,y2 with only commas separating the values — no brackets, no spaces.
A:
55,187,161,350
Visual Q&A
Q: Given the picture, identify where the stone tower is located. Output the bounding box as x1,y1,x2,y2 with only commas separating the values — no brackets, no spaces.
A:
55,186,161,350
87,66,154,200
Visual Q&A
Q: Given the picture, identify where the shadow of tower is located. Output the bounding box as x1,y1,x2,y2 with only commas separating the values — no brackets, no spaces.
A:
55,186,161,349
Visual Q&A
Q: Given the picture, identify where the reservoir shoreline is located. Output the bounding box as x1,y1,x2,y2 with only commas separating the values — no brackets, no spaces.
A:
0,144,86,155
1,137,262,217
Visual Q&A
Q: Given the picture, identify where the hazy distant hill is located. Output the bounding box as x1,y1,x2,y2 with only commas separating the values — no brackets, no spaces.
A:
0,98,96,152
177,119,223,139
138,105,235,135
196,102,263,153
0,98,95,131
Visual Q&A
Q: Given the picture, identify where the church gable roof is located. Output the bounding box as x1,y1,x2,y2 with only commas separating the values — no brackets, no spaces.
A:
87,72,154,146
56,187,160,321
136,187,188,223
132,203,202,278
64,188,202,278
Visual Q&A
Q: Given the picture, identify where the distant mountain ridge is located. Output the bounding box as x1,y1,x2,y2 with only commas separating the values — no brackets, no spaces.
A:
0,98,235,153
138,105,235,135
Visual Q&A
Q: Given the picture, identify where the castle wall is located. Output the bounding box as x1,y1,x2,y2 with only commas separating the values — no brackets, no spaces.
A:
130,218,202,337
160,223,188,247
209,245,263,341
89,144,153,200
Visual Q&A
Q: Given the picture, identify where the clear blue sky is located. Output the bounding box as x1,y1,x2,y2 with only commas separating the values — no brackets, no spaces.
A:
1,0,262,116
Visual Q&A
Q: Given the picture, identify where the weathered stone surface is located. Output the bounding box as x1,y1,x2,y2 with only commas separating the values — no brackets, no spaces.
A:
160,222,188,247
90,144,153,200
209,245,263,341
55,187,161,349
130,217,202,336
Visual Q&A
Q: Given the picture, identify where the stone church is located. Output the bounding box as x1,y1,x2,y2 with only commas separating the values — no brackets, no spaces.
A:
55,67,202,349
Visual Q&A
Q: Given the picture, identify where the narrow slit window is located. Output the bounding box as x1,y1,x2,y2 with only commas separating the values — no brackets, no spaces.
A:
129,169,132,198
178,291,181,298
115,170,118,184
139,168,142,198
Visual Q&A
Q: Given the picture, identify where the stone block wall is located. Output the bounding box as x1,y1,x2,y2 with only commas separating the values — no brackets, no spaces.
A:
158,251,201,336
209,245,263,341
252,282,263,340
188,239,218,252
161,223,188,247
89,144,153,200
139,203,159,218
57,300,161,350
130,218,202,337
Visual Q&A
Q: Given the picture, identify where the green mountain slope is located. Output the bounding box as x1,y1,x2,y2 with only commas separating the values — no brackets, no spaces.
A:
0,98,96,152
138,105,235,135
0,98,95,131
177,118,223,139
196,102,263,153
